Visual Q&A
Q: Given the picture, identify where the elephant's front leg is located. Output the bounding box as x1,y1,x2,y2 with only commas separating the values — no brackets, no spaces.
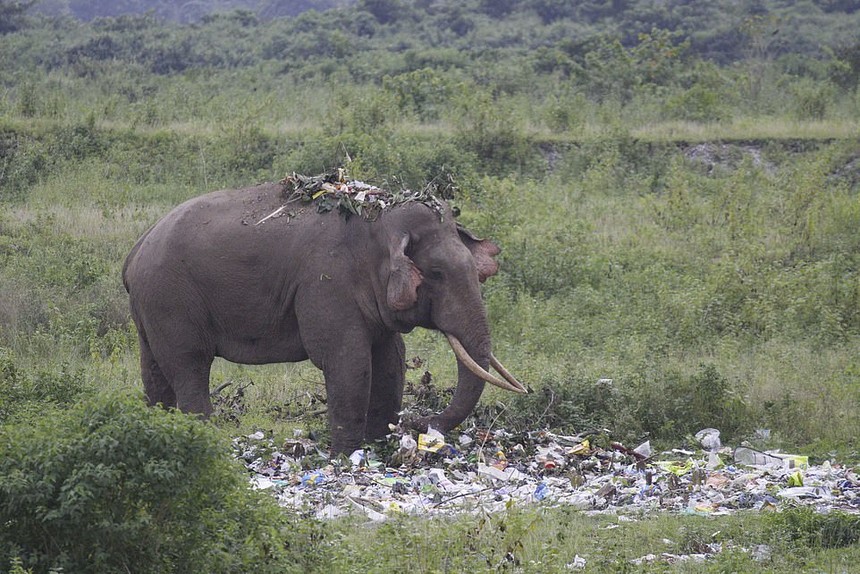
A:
320,348,373,455
323,364,372,454
365,333,406,441
296,296,376,454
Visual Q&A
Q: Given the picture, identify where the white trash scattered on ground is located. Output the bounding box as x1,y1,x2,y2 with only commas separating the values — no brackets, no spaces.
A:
234,426,859,523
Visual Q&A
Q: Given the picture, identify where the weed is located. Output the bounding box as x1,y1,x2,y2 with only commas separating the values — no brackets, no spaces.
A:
766,507,860,549
0,348,89,423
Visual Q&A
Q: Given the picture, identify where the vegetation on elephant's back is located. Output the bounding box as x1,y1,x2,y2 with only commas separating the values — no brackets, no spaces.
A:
280,166,455,220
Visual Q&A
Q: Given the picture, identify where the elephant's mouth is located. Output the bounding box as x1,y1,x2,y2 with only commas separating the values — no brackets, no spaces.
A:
445,334,527,394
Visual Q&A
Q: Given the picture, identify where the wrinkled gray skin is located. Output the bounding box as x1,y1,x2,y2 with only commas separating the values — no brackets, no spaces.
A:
123,182,503,453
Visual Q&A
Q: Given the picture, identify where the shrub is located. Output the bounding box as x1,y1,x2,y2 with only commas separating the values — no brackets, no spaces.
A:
212,123,278,180
792,78,834,120
452,91,536,175
766,507,860,549
0,133,48,203
382,68,460,121
665,82,730,122
0,349,88,423
496,363,751,444
496,375,623,434
0,393,328,573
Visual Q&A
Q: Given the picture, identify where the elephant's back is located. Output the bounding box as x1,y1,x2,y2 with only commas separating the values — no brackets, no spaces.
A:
123,182,337,288
160,182,285,229
124,184,278,280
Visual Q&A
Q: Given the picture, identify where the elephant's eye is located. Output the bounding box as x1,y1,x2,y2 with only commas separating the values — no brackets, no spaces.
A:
428,269,444,280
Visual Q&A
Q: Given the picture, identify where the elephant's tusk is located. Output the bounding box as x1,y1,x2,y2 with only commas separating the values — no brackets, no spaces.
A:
490,354,528,393
445,334,527,394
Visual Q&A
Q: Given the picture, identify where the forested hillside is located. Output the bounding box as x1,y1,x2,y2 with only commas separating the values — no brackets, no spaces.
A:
23,0,352,21
1,0,858,184
13,0,860,66
1,2,860,571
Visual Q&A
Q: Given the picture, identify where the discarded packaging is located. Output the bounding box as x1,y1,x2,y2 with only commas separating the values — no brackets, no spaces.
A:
734,446,809,469
633,440,652,459
418,427,446,453
788,471,804,487
236,426,859,524
695,428,722,451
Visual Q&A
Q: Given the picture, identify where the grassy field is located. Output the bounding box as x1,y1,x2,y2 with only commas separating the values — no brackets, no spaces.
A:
322,508,860,573
2,2,860,571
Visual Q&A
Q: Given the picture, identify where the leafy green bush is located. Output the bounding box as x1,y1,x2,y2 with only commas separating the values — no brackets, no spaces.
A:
494,375,622,434
211,123,278,181
792,78,834,120
495,363,751,444
0,393,328,573
452,91,536,174
383,68,462,121
629,363,751,441
665,82,730,122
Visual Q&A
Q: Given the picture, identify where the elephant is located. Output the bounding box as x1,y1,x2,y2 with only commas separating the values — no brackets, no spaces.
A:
122,179,525,454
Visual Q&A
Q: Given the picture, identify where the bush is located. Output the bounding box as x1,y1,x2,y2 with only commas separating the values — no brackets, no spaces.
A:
0,393,328,573
629,363,751,441
0,133,49,203
452,91,536,175
498,375,624,434
496,363,751,444
792,78,834,120
382,68,461,121
665,83,730,122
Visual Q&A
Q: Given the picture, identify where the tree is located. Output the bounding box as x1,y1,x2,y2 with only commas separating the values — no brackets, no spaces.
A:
829,41,860,89
0,0,36,34
358,0,407,24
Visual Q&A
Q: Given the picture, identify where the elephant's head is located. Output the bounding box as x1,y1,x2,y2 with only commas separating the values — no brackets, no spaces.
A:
374,202,526,432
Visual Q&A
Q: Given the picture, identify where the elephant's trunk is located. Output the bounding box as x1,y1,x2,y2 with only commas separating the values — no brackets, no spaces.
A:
428,330,524,434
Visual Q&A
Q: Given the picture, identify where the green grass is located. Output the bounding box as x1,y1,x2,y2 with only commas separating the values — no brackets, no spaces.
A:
4,132,860,448
323,507,860,573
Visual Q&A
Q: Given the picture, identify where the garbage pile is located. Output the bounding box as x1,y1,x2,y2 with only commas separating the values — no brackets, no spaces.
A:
235,426,859,522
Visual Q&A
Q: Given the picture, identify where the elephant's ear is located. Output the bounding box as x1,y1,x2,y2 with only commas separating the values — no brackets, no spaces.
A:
387,234,423,311
457,225,500,283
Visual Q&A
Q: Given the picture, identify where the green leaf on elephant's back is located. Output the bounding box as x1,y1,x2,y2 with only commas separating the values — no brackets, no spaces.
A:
339,195,361,217
316,195,336,213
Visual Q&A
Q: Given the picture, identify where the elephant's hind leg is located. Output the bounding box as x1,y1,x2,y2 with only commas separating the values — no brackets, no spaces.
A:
365,333,406,440
159,350,214,417
138,333,176,409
